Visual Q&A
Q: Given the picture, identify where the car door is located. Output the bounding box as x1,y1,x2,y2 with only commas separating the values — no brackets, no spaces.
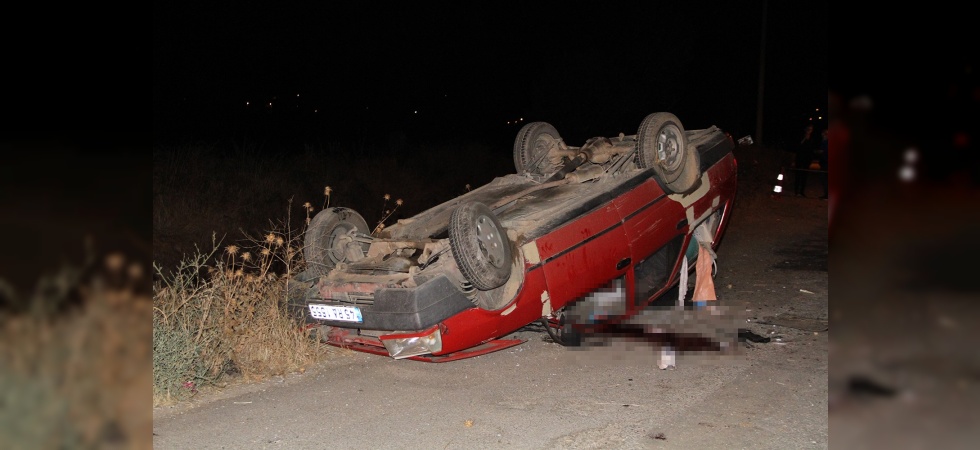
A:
612,177,689,307
534,201,631,311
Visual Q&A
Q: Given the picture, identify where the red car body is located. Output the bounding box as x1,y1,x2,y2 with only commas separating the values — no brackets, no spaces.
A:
290,113,737,362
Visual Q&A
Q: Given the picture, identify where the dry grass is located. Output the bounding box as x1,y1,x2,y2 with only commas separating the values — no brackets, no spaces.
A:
0,253,152,450
152,211,329,407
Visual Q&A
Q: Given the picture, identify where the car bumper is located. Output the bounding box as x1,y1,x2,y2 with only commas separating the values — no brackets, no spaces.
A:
306,274,475,330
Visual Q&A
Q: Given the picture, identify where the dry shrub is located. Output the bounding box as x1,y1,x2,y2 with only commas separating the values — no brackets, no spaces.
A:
0,256,152,450
153,222,328,407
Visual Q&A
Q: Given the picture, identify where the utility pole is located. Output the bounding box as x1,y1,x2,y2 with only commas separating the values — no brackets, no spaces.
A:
755,0,768,146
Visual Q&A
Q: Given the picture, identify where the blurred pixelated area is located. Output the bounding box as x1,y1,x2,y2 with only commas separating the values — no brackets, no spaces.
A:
0,137,151,449
829,26,980,446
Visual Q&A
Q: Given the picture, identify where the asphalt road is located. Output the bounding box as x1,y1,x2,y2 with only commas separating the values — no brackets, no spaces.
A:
153,168,830,450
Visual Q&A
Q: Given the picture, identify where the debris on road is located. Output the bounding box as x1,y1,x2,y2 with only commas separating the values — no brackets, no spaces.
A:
738,329,771,343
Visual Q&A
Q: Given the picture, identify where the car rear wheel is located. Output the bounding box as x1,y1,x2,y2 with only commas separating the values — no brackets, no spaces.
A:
514,121,562,177
636,112,701,194
448,201,512,291
303,207,370,277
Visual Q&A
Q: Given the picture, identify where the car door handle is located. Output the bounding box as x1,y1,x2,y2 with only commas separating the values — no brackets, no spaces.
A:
616,257,631,270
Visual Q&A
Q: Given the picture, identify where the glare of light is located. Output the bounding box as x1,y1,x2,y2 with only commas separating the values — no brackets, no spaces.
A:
818,116,823,120
414,110,418,114
773,185,783,193
815,108,820,111
314,109,318,113
904,148,918,164
268,102,272,107
296,94,300,97
899,165,915,182
246,101,250,106
520,118,523,121
777,173,784,181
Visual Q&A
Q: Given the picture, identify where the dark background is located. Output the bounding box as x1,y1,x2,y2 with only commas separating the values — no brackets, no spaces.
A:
153,1,827,151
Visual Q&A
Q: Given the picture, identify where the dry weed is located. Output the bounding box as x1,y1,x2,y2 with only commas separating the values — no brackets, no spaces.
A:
153,206,327,408
0,254,152,450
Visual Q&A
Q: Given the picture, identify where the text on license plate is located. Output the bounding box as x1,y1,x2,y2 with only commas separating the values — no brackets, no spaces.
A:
309,304,363,323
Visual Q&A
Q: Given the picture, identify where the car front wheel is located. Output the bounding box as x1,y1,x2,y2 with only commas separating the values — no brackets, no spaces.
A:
303,207,370,277
448,201,512,291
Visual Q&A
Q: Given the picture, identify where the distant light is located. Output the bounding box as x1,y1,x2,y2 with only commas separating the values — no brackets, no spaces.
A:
904,148,918,163
899,165,915,182
314,109,318,113
268,102,272,107
773,185,783,193
414,110,418,114
296,94,300,97
815,108,820,111
246,101,250,106
818,116,823,120
777,173,784,181
520,117,523,121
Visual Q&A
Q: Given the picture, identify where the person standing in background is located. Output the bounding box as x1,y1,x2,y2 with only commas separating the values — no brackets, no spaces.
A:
816,128,829,199
793,124,818,197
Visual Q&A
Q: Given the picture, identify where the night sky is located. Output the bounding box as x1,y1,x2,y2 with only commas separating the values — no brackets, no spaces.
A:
154,2,827,148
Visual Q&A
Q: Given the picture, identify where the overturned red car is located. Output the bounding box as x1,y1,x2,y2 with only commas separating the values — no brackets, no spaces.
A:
287,112,737,361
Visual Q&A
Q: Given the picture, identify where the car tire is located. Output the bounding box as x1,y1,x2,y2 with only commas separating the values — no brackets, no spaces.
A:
514,121,562,176
303,207,370,277
448,201,512,291
636,112,701,194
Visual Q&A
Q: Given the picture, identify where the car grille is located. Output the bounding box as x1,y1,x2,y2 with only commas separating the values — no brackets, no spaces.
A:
328,292,375,306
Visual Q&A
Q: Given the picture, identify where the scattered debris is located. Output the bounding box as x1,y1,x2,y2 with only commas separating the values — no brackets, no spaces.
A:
658,347,676,370
464,419,474,428
653,432,667,440
799,289,814,294
738,329,771,343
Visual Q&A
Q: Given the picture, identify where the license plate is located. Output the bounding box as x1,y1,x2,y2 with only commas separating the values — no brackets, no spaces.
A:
309,304,363,323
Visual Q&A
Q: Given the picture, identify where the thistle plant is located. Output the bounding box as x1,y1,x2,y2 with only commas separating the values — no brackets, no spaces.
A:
373,196,403,235
322,185,332,210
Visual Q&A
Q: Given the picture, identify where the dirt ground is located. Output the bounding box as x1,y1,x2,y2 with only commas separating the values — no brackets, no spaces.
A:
152,144,831,449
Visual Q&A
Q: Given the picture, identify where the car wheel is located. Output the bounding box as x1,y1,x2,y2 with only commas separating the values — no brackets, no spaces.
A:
514,121,562,176
636,112,701,194
303,207,370,277
448,201,512,291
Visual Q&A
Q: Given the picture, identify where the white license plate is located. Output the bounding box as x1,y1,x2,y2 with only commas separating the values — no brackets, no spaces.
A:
309,304,363,323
